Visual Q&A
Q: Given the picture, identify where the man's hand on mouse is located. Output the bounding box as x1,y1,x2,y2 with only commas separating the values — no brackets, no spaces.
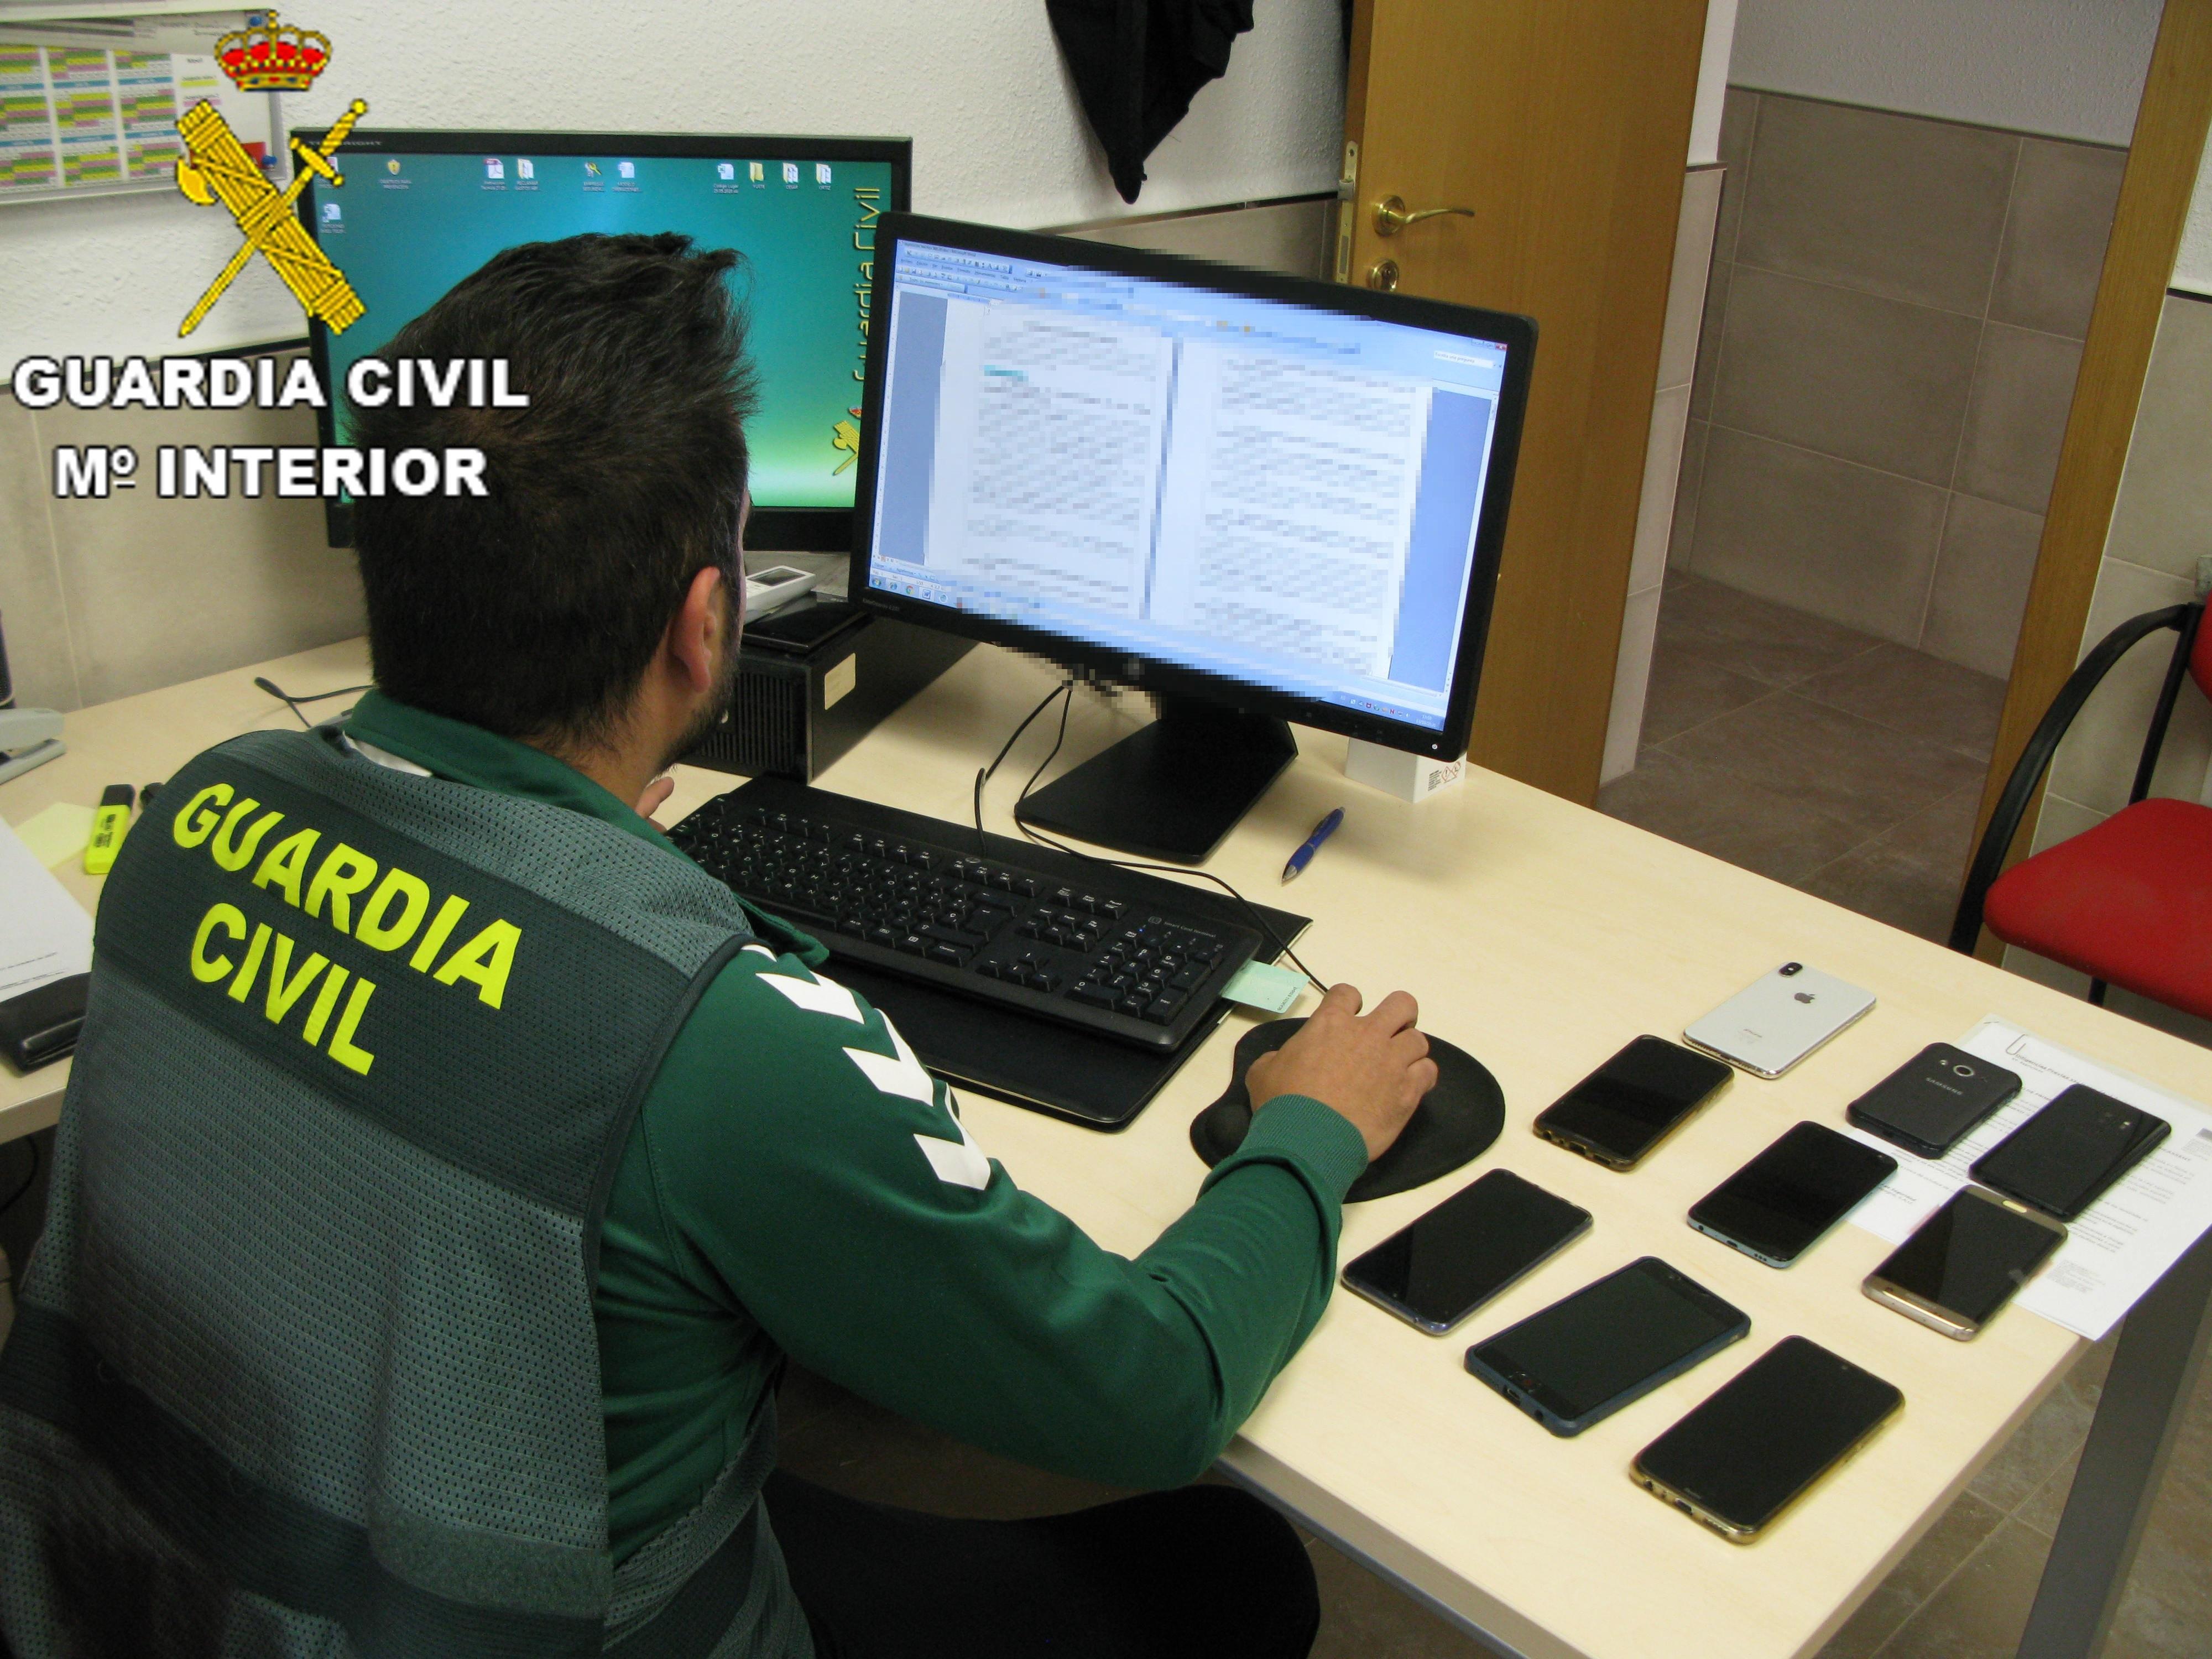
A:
1247,984,1436,1164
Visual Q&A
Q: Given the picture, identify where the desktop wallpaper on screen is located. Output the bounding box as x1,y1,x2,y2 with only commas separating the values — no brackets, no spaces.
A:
309,149,894,509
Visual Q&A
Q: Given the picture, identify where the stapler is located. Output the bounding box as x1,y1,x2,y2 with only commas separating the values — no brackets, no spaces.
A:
0,707,65,785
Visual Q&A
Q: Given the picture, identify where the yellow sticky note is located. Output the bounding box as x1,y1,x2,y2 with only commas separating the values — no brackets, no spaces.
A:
13,802,96,869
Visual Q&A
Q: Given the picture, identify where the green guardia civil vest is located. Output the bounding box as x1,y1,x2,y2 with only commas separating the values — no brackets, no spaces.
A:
0,727,810,1659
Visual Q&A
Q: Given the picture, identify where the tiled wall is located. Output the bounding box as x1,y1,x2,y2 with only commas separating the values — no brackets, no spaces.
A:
1672,89,2127,681
0,351,363,713
1603,166,1725,782
2006,291,2212,1045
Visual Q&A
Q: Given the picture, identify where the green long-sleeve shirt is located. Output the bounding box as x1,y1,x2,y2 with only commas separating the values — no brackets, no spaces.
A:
342,692,1369,1561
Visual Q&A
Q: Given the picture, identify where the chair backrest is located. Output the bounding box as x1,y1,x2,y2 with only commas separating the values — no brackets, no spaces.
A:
2194,602,2212,702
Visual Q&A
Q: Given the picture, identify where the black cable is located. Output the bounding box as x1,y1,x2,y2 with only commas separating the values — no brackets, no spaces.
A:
973,677,1076,854
254,676,371,728
998,689,1330,995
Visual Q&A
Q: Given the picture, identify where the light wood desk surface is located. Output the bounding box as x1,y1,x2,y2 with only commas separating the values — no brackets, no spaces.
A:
7,636,2211,1659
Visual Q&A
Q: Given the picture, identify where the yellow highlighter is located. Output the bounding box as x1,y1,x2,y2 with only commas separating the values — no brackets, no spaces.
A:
84,784,135,874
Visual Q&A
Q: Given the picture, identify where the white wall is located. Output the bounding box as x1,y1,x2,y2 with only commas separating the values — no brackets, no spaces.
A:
0,0,1344,362
2177,146,2212,296
1731,0,2160,145
1688,0,1742,168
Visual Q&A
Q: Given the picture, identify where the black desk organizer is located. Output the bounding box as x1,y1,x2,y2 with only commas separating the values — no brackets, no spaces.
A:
683,788,1308,1130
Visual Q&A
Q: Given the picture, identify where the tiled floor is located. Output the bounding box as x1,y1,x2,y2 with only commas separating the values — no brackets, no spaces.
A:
762,570,2208,1658
1599,572,2006,944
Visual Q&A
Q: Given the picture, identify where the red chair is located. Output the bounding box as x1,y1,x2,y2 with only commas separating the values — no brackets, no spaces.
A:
1951,597,2212,1020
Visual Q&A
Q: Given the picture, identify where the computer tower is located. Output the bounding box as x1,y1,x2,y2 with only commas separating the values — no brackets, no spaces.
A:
687,599,973,781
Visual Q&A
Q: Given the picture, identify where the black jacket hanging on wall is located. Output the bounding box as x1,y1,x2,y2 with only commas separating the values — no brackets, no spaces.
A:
1046,0,1256,203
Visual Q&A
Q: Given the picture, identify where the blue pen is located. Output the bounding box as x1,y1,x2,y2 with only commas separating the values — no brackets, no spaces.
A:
1281,807,1345,883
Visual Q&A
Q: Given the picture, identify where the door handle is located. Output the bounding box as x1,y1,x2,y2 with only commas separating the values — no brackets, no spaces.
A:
1373,195,1477,237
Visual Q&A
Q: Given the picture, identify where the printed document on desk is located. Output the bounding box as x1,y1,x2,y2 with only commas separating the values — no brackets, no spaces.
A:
1847,1016,2212,1340
0,816,92,1001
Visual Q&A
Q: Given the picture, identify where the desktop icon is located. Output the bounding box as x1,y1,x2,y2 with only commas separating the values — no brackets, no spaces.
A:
617,160,635,180
320,201,340,222
748,160,765,184
516,158,534,180
717,161,735,181
781,161,799,186
385,158,399,174
483,156,503,180
584,161,601,177
815,161,832,186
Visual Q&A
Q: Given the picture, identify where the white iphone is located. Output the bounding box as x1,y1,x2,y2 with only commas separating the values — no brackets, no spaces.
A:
1683,963,1875,1079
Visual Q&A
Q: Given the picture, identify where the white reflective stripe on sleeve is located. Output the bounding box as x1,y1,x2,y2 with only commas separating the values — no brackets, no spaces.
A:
843,1019,935,1105
914,1114,992,1191
759,969,864,1023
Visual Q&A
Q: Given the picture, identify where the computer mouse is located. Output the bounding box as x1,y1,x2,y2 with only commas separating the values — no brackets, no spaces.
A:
1189,1017,1504,1202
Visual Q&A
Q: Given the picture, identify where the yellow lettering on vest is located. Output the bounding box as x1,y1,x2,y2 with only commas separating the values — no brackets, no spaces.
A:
190,902,246,982
211,801,284,872
262,934,330,1027
173,783,233,848
251,827,322,908
433,920,519,1009
304,844,379,933
227,922,272,1002
409,894,469,972
301,964,349,1046
355,868,430,952
434,920,519,1009
327,977,377,1075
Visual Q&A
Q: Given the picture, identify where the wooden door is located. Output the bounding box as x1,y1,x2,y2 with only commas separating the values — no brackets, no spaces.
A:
1343,0,1709,802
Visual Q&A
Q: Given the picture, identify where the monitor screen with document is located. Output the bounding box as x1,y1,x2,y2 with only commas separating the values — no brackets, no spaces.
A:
852,212,1534,858
298,128,908,551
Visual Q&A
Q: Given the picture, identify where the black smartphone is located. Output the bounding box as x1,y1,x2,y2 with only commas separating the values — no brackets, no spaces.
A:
1463,1256,1750,1437
1863,1187,2068,1339
1532,1037,1734,1171
1632,1336,1903,1541
1342,1170,1593,1334
1687,1122,1897,1268
1969,1084,2171,1220
1846,1044,2022,1160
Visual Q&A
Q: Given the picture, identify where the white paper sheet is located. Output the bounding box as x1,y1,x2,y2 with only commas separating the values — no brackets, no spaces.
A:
1847,1016,2212,1340
0,815,92,1000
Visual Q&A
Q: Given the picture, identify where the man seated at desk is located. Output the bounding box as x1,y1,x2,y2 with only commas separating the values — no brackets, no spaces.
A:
0,233,1437,1659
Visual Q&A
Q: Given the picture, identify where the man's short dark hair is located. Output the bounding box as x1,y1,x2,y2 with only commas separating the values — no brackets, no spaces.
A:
349,232,757,745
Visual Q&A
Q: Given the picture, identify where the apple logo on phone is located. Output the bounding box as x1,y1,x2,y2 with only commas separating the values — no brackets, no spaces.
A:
1794,992,1815,1004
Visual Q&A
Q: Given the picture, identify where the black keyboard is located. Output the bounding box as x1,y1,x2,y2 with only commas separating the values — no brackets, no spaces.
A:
669,778,1266,1049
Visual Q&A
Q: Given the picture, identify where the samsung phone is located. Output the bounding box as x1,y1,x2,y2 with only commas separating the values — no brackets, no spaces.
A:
1688,1122,1898,1267
1863,1187,2067,1339
1342,1170,1593,1335
1632,1335,1903,1541
1846,1044,2023,1160
1683,963,1876,1078
1532,1037,1734,1171
1463,1256,1750,1437
1970,1084,2171,1220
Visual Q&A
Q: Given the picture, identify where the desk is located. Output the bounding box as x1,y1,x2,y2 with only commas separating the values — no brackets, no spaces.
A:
6,637,2208,1659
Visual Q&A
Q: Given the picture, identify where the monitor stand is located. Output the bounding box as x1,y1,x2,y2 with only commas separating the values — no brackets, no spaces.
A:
1019,693,1298,864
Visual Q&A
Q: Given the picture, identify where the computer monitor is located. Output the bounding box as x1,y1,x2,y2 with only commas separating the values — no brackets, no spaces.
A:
296,128,910,550
852,213,1535,862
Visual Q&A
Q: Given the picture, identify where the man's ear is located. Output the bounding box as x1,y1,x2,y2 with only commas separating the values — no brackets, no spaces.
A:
667,565,728,694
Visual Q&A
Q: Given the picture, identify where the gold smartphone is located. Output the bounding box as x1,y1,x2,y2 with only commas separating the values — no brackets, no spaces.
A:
1863,1188,2067,1340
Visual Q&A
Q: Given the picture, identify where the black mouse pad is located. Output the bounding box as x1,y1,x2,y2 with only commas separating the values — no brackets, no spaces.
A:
1190,1019,1504,1202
